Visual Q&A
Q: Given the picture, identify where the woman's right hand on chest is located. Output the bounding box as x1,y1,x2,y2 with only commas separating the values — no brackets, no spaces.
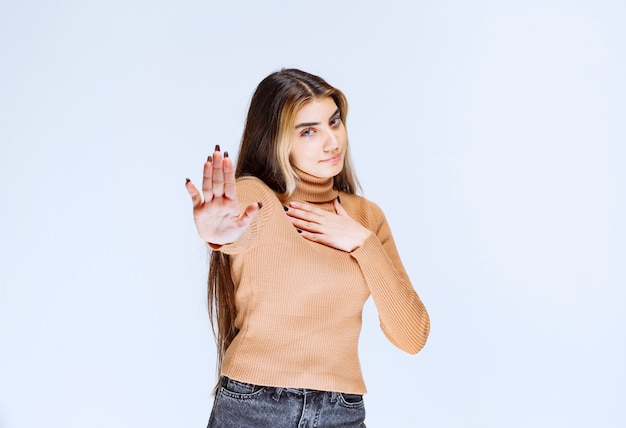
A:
185,146,262,247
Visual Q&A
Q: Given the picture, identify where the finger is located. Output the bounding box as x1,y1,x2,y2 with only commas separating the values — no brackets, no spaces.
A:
297,228,320,243
223,152,236,200
201,156,214,203
334,198,348,216
285,207,317,224
237,201,262,226
288,201,323,214
185,179,203,208
211,150,225,197
288,215,320,233
287,202,328,222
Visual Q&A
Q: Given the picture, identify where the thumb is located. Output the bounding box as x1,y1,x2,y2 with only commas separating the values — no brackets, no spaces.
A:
238,201,263,225
185,179,204,208
333,198,348,216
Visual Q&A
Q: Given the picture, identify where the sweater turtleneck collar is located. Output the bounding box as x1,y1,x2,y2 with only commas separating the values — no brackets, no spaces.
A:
290,167,339,204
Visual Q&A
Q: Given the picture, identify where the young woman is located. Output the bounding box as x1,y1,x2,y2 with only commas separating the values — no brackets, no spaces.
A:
185,68,429,427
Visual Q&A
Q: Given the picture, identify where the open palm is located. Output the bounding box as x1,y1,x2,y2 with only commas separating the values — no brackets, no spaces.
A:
185,146,261,247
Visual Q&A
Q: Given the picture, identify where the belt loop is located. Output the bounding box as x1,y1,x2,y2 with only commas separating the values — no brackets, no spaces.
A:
330,391,338,403
272,387,283,401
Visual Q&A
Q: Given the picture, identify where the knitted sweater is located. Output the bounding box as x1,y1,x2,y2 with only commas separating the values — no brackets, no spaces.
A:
215,171,429,394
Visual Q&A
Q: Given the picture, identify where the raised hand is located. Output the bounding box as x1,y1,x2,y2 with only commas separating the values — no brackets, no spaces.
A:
185,146,261,247
285,199,371,252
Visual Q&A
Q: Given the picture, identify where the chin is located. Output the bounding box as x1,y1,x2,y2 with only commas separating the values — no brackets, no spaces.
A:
326,167,344,178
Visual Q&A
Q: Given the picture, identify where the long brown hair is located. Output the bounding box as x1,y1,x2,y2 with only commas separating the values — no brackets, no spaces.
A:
207,68,360,382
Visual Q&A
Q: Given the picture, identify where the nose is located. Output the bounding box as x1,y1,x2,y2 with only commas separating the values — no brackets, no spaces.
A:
323,129,339,152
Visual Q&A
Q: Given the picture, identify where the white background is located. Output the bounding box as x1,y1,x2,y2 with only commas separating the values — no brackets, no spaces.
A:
1,1,625,427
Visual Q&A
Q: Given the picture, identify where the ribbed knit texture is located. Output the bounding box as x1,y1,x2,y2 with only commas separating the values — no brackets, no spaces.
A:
216,172,429,394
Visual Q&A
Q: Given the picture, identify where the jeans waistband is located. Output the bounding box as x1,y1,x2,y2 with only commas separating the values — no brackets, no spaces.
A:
220,376,344,400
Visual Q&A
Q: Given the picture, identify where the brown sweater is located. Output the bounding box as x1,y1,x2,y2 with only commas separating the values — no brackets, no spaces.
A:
216,171,429,394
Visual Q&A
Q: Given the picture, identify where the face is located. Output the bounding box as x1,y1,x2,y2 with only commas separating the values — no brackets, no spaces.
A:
289,96,347,179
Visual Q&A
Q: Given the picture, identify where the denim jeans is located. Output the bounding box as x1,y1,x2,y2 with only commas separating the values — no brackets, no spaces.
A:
207,376,366,428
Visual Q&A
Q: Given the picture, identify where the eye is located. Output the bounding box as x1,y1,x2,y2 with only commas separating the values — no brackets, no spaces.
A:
300,128,315,137
330,116,342,127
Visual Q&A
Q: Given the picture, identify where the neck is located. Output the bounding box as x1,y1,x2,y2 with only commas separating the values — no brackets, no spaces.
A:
289,167,338,204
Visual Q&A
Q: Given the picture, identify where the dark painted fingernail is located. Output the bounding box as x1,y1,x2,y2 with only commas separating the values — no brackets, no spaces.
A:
215,144,220,152
297,229,302,233
207,155,212,162
257,201,263,209
283,206,289,211
337,195,341,203
185,178,190,183
224,151,229,158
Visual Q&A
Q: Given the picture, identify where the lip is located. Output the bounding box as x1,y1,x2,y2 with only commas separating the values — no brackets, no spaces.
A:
321,153,342,164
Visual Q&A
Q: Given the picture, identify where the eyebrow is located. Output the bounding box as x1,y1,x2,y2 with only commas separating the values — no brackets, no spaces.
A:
294,108,341,129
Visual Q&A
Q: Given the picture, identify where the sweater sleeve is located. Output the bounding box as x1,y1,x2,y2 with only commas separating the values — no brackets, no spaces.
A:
350,203,430,354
